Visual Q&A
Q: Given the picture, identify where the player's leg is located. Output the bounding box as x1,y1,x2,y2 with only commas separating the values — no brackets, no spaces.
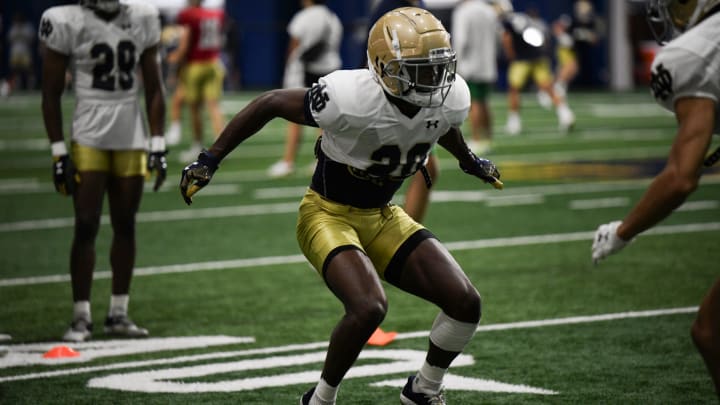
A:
70,171,107,302
63,144,111,342
403,153,438,223
475,100,492,149
388,236,481,403
506,61,527,135
535,59,574,134
300,249,387,405
555,47,578,98
296,190,388,404
364,208,479,403
268,122,303,178
204,60,225,139
323,249,388,382
104,149,148,337
165,81,185,146
691,278,720,398
180,63,203,161
467,81,492,154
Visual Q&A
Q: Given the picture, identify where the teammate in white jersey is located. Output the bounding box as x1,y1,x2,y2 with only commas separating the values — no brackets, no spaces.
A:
40,0,166,343
451,0,499,154
180,7,502,405
592,0,720,397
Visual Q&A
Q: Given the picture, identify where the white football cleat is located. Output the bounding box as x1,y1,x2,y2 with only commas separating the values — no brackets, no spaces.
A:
468,139,491,155
557,104,576,134
63,318,93,342
104,315,149,338
165,121,182,146
179,143,203,163
537,90,553,110
267,160,294,178
505,113,522,136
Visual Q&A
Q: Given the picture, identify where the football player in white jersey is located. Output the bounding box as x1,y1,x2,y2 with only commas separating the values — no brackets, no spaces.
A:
180,7,502,405
40,0,166,343
592,0,720,397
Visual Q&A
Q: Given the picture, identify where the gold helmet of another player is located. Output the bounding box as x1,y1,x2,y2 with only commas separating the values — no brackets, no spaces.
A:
488,0,514,16
367,7,456,108
647,0,720,43
80,0,121,14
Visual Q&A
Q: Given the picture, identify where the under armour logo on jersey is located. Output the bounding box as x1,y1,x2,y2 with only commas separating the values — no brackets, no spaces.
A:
650,63,672,101
40,19,53,38
426,120,439,129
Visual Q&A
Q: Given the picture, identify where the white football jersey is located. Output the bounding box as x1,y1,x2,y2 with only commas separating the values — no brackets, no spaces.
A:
650,12,720,134
310,69,470,177
452,0,499,82
38,3,160,149
287,4,343,75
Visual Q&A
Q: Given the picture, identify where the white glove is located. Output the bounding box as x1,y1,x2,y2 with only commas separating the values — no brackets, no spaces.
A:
591,221,631,265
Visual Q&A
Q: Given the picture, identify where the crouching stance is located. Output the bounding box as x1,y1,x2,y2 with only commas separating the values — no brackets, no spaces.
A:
180,7,503,404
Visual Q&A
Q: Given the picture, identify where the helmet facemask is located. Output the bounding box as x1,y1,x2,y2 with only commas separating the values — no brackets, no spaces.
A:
646,0,680,44
377,47,456,108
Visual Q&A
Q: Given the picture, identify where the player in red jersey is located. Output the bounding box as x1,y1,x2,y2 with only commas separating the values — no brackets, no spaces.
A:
168,0,225,161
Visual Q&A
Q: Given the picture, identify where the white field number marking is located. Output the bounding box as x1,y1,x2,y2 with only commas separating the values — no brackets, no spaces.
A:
86,349,556,395
0,308,698,395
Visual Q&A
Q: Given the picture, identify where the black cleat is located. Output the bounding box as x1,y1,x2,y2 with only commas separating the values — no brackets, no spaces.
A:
300,387,315,405
400,375,446,405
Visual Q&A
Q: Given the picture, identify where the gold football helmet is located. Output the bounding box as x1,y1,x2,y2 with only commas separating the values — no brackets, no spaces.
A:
367,7,456,108
647,0,720,43
488,0,514,16
80,0,121,15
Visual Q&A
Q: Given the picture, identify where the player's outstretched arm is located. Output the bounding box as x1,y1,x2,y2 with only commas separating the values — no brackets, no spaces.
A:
438,126,503,189
592,97,715,264
179,88,308,204
616,97,715,240
209,88,309,159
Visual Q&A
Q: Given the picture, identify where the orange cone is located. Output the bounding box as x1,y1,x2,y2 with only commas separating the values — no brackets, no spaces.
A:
43,345,80,359
367,327,397,346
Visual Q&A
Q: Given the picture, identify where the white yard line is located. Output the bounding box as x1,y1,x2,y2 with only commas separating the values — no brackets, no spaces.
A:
676,200,719,212
0,202,300,233
0,306,697,383
3,177,720,232
569,197,631,210
0,144,675,173
0,127,674,153
589,103,674,117
2,222,718,288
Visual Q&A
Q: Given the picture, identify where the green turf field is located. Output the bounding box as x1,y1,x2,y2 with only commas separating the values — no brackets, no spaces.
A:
0,90,718,404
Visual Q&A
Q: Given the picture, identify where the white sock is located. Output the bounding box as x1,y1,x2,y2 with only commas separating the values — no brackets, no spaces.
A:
556,102,569,115
73,301,91,322
109,295,129,317
170,121,180,132
414,361,445,394
312,378,338,404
